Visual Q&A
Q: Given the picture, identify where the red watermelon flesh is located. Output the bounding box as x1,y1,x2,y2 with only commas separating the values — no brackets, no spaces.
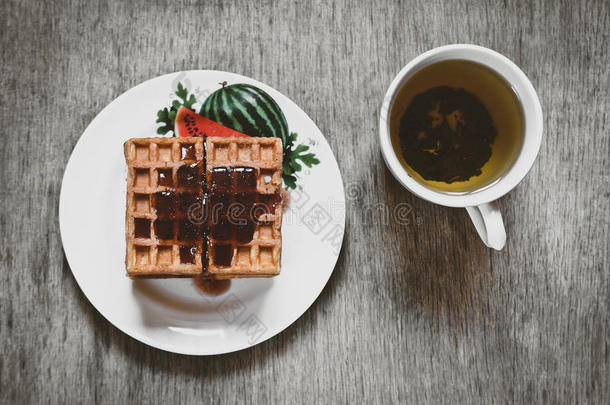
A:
175,106,249,138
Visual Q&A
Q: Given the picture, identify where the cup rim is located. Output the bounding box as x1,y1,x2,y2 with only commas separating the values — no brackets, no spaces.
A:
379,44,543,208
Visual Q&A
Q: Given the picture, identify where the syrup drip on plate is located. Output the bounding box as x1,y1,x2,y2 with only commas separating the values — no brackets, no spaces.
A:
193,276,231,296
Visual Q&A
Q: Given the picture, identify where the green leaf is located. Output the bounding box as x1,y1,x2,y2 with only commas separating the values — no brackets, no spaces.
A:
281,132,320,188
156,107,169,122
283,174,297,189
176,82,187,100
299,153,320,167
186,94,196,109
155,82,198,136
292,144,309,154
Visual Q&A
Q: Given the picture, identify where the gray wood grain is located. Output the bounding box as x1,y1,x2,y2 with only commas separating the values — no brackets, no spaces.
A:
1,0,609,403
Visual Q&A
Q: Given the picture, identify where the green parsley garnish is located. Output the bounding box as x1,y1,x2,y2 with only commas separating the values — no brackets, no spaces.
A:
155,82,197,136
282,132,320,189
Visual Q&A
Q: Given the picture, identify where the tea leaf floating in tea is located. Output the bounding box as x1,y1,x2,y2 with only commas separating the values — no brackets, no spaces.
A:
399,86,497,183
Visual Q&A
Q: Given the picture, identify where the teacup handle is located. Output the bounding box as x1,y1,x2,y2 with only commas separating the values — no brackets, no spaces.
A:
465,201,506,250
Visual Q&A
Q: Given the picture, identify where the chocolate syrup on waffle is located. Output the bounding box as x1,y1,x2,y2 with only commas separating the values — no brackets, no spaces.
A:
149,148,280,275
213,244,234,266
200,141,209,271
154,219,173,240
181,144,196,160
154,190,177,218
258,193,282,215
207,166,282,267
177,162,200,189
157,169,173,187
152,155,205,265
134,218,151,239
180,245,198,264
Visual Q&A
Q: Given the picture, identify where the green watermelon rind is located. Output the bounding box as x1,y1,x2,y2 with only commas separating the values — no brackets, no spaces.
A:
199,84,289,146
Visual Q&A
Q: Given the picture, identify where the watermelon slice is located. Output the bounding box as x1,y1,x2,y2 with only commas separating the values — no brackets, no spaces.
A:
175,106,249,138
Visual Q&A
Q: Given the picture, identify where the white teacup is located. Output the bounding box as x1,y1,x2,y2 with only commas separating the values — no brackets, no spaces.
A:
379,44,543,250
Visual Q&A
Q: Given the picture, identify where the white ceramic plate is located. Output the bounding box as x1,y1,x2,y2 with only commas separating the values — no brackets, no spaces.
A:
59,71,345,355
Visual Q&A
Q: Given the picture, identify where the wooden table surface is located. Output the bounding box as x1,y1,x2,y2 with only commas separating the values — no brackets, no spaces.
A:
2,0,609,403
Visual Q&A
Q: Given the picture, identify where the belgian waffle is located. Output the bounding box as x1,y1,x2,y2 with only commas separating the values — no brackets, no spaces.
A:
205,137,283,278
124,137,205,278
